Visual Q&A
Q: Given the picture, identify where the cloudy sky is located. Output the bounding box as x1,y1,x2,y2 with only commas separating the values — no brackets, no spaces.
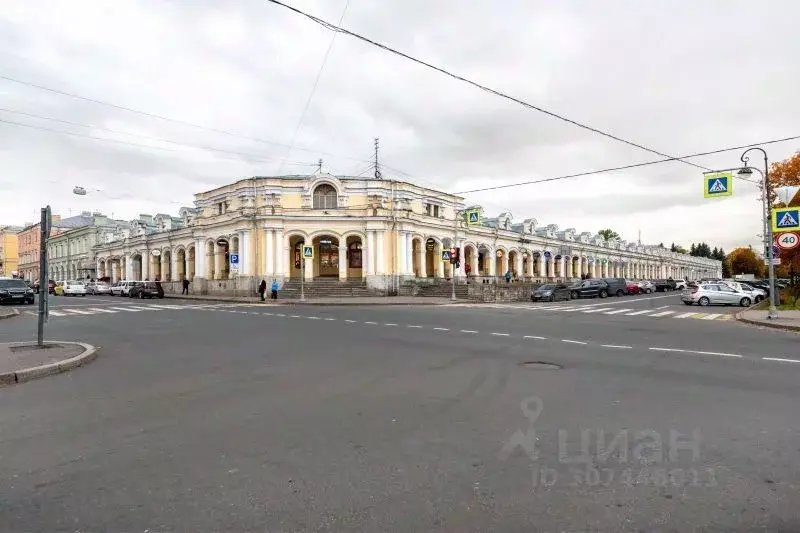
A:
1,0,798,251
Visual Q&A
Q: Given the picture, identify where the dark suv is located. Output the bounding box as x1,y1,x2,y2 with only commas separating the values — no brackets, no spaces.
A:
569,279,609,299
0,278,35,305
602,278,628,297
129,282,163,299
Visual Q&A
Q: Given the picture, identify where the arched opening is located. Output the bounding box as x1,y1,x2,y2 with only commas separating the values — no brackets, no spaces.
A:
508,250,519,279
289,235,306,279
477,245,491,276
187,247,196,280
346,236,363,279
495,249,505,278
150,251,162,281
554,255,563,278
214,238,230,280
424,238,437,278
176,248,186,281
532,252,542,279
205,240,215,280
464,245,476,278
161,249,171,281
131,254,143,280
98,260,106,280
442,238,453,279
412,238,423,277
314,235,340,277
313,183,338,209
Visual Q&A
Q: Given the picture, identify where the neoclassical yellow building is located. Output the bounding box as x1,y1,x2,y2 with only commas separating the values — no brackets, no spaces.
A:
91,172,722,296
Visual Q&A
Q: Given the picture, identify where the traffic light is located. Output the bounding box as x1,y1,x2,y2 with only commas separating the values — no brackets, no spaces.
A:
452,247,460,267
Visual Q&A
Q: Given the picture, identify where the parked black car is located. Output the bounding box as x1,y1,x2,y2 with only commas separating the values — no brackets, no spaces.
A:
531,283,571,302
569,279,609,299
653,279,677,292
0,278,35,305
602,277,628,297
129,281,163,299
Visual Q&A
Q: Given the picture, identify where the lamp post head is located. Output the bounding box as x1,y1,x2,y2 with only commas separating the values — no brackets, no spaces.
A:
737,167,753,177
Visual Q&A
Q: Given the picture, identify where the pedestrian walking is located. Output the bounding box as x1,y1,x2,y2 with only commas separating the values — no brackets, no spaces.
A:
258,279,267,301
271,279,279,300
181,277,190,295
505,270,512,284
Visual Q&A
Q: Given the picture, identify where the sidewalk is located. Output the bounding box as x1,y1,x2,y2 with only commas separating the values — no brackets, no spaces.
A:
164,294,456,306
0,341,98,385
0,308,20,320
736,309,800,332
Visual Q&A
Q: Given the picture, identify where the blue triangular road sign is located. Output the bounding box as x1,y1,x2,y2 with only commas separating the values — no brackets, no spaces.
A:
777,211,798,227
709,179,727,193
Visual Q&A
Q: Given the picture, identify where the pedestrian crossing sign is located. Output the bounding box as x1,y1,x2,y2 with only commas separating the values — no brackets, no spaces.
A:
703,172,733,198
466,208,481,225
442,250,452,262
302,245,314,259
772,208,800,233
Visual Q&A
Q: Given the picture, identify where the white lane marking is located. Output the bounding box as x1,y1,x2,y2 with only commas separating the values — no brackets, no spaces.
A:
384,323,398,326
491,332,509,336
107,306,141,312
407,325,423,328
649,310,676,317
701,313,722,320
460,329,478,333
433,327,449,331
603,308,633,315
324,317,336,321
674,312,696,318
583,308,613,313
524,335,546,340
275,313,286,317
562,339,587,345
289,315,301,318
129,306,161,311
601,344,632,349
625,309,654,316
307,316,321,320
48,310,67,316
264,312,274,315
344,319,357,323
556,306,594,311
763,357,800,364
653,305,671,310
649,347,686,353
146,304,184,309
249,312,260,315
689,350,742,358
62,308,94,315
364,321,378,325
86,307,118,313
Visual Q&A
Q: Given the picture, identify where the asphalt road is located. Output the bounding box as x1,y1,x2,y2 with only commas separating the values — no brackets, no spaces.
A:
1,297,799,532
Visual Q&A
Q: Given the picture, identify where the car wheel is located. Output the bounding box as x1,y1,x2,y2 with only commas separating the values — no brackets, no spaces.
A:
139,292,145,299
754,295,763,303
698,297,710,306
599,290,608,298
549,295,555,302
683,301,693,306
615,289,625,297
571,291,579,300
740,297,752,307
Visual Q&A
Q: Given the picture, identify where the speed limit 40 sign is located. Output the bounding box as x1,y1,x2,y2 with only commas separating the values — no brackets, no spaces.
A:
776,232,799,250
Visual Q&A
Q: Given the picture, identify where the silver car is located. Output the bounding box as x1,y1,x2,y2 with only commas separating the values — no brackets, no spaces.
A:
681,283,754,307
86,281,112,295
724,281,766,303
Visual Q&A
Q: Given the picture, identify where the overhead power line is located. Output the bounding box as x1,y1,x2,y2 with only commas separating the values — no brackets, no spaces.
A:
265,0,710,172
453,134,800,195
0,108,314,166
0,74,369,163
277,0,350,174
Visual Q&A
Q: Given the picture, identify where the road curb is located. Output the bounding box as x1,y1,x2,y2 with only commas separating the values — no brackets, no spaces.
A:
0,308,20,320
734,308,800,333
164,294,458,306
0,341,98,386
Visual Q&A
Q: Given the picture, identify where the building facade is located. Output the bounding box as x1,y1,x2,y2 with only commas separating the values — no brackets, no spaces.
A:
0,226,22,277
47,213,128,281
91,173,722,294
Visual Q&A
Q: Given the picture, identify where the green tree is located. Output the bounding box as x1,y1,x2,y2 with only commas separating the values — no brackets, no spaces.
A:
598,229,620,242
690,243,697,256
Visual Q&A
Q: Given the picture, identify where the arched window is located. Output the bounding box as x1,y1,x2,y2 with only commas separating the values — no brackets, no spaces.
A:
313,184,338,209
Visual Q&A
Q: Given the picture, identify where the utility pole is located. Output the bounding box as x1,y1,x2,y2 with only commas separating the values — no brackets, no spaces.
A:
374,137,382,179
37,206,51,347
318,159,323,173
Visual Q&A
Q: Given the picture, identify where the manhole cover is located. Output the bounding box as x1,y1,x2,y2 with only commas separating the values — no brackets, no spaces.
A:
520,361,562,370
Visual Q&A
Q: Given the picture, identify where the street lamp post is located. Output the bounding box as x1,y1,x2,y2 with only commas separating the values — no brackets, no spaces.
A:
738,147,778,319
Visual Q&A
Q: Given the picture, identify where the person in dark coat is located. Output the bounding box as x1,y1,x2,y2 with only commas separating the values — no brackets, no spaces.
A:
182,277,190,295
155,279,164,299
258,279,267,301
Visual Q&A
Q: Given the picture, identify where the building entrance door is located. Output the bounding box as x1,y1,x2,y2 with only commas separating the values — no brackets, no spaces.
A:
317,237,339,277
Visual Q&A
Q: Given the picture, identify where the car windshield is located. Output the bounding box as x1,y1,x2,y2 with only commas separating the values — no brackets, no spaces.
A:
0,279,28,289
538,284,556,290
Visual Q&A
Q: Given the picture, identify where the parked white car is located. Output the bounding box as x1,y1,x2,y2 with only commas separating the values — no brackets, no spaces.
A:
723,281,766,303
63,280,87,297
672,278,688,290
681,282,753,307
110,280,137,297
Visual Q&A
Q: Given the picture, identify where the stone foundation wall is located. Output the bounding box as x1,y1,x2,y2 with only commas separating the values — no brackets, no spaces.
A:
467,282,544,302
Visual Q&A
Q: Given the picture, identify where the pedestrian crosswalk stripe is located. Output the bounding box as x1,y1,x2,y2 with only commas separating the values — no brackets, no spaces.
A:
625,309,654,316
48,310,67,316
62,308,93,315
604,308,633,315
674,312,697,319
129,305,161,311
146,304,184,309
701,313,721,320
583,307,614,313
108,306,141,312
87,307,118,313
649,310,675,317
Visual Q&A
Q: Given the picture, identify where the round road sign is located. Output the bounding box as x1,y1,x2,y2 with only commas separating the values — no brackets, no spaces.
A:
776,232,799,250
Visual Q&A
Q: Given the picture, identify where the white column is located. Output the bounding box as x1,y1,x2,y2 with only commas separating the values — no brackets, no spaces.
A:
436,245,445,278
514,251,523,279
366,231,375,275
339,245,347,280
417,244,426,277
275,231,284,277
488,250,496,277
265,230,274,275
195,240,205,278
565,257,573,278
239,231,249,276
547,256,555,278
405,233,413,275
456,240,466,278
125,255,133,280
538,256,545,278
590,261,597,278
375,231,385,275
142,252,150,280
558,256,565,279
397,232,407,275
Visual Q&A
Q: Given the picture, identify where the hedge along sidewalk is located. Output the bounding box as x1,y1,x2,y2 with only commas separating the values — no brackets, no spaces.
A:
0,341,98,386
